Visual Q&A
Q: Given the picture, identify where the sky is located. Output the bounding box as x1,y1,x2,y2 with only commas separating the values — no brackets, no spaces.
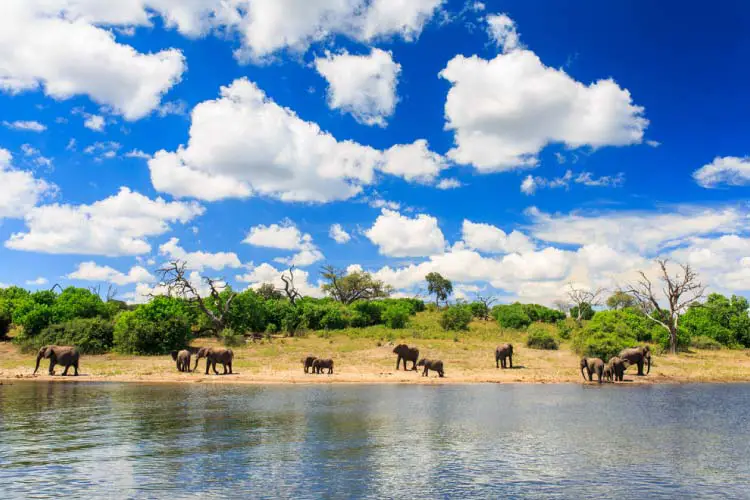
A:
1,0,749,305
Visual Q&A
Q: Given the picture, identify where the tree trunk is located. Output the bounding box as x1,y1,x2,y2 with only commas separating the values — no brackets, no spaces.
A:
669,325,678,355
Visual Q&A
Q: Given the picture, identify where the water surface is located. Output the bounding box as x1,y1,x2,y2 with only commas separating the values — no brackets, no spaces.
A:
1,382,748,498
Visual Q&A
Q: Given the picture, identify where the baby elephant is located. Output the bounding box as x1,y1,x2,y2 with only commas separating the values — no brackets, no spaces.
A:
607,356,627,382
603,363,614,382
580,357,604,383
417,358,444,378
495,343,513,369
302,355,317,374
171,350,192,372
312,358,334,374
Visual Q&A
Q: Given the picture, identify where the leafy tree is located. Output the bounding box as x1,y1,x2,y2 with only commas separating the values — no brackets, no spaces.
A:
493,303,531,329
321,265,393,304
426,272,453,307
350,300,385,327
570,302,595,321
439,304,472,331
607,290,636,310
257,282,283,300
383,303,410,329
680,293,750,348
572,310,638,360
225,289,266,334
37,318,114,354
51,287,107,323
113,296,192,354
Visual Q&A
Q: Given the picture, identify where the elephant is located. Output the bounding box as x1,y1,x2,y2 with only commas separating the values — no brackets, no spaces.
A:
580,357,604,383
618,346,651,376
302,355,317,374
417,358,444,378
607,356,627,382
393,344,419,371
495,343,513,369
194,347,234,375
312,358,334,374
170,350,192,372
34,345,79,376
603,363,614,383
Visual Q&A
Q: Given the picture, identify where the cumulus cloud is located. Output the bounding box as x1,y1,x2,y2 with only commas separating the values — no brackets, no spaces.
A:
159,237,242,271
521,170,624,195
440,15,647,171
380,140,446,183
68,261,155,285
315,48,401,127
3,120,46,132
329,224,351,244
461,220,535,254
693,156,750,188
6,187,203,256
148,78,444,202
243,221,324,267
236,262,323,297
25,277,48,286
0,148,56,219
436,178,462,190
365,209,446,257
486,13,521,52
83,114,106,132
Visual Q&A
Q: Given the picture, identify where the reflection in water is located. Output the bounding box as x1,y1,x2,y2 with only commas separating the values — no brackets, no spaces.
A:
1,382,749,498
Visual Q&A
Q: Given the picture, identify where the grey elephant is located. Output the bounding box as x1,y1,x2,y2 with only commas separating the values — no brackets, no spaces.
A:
34,345,80,376
607,356,627,381
312,358,334,374
619,346,651,376
170,350,191,372
393,344,419,371
603,363,614,382
302,355,317,374
580,357,604,383
194,347,234,375
417,358,444,378
495,343,513,369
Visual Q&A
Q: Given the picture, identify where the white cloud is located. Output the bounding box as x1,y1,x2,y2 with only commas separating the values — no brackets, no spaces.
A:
148,78,443,202
20,144,53,168
329,223,351,244
6,187,203,256
67,261,155,285
462,220,535,254
366,209,446,257
243,221,324,267
3,120,46,132
369,198,401,210
380,140,446,183
25,277,48,286
358,0,444,42
0,148,56,219
84,114,106,132
125,149,151,159
440,16,647,171
436,178,462,190
236,262,323,297
486,13,521,52
0,1,186,120
646,140,661,148
159,237,242,271
521,170,624,194
315,48,401,127
693,156,750,188
520,175,537,195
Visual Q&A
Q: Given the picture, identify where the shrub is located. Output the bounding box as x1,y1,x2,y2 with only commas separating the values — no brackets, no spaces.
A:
571,302,595,321
691,335,722,351
523,304,566,323
526,324,559,350
265,323,278,334
556,318,576,340
469,301,489,320
221,328,245,347
0,301,11,338
350,300,384,327
654,327,691,353
383,303,410,329
226,289,266,333
493,304,531,329
426,303,439,313
35,318,114,354
320,306,350,330
113,298,192,355
571,310,637,360
439,305,473,331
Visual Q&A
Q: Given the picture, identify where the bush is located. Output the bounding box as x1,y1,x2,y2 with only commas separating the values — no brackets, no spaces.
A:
526,324,559,350
654,327,691,353
265,323,278,334
383,303,410,329
221,328,245,347
571,302,595,321
556,318,576,340
35,318,114,354
0,301,11,338
523,304,566,323
350,301,384,327
691,335,722,350
571,310,637,359
320,306,350,330
226,290,266,333
113,297,192,354
426,303,439,313
493,304,531,329
469,301,489,320
439,305,472,331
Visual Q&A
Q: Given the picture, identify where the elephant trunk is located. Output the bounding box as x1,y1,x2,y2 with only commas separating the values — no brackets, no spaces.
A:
33,351,43,375
647,355,651,375
580,360,587,381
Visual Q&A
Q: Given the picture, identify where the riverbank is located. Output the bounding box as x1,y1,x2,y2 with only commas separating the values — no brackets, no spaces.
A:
2,334,749,385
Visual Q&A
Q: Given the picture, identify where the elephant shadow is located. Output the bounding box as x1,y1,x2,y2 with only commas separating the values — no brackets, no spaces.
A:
508,365,526,370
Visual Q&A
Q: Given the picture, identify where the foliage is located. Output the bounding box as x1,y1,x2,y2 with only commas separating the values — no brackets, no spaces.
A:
321,266,393,304
256,283,283,300
526,324,559,350
493,304,531,329
680,294,750,348
383,303,411,329
225,289,266,333
570,302,595,321
556,318,576,340
113,296,192,354
10,287,110,337
439,304,472,331
425,272,453,306
607,291,637,310
572,310,637,360
350,300,385,327
221,328,245,347
690,335,722,351
320,305,351,330
469,301,489,320
654,326,691,353
522,303,566,323
34,318,114,354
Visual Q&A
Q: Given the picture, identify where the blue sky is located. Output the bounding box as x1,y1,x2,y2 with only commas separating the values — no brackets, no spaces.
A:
1,0,749,304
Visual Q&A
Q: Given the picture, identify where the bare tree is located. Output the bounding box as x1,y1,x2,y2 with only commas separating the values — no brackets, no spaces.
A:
89,284,118,302
567,283,604,324
553,299,572,315
157,260,236,335
474,294,497,320
626,259,705,355
280,266,303,305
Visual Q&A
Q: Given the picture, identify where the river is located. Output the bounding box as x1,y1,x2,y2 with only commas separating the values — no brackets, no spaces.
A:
0,382,748,498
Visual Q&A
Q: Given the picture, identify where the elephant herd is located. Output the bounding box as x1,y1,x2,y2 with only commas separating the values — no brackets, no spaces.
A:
29,343,653,383
581,346,652,383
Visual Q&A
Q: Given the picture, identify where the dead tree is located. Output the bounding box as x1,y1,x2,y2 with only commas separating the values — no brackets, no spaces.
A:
474,294,497,320
157,260,236,335
567,283,604,324
626,259,705,355
553,299,572,315
280,266,302,305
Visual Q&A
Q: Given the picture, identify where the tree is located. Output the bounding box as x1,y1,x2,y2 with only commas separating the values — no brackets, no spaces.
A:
567,284,604,324
257,282,283,301
280,267,303,306
472,294,497,320
626,259,705,355
320,265,393,305
157,260,236,335
606,290,636,310
553,299,571,315
426,272,453,307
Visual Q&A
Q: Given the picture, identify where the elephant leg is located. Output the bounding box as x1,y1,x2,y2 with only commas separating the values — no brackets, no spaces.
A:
587,369,592,382
412,360,418,371
637,360,644,376
48,361,56,376
62,364,70,376
396,358,401,371
496,357,499,369
228,362,233,374
223,363,228,375
205,361,210,375
73,362,79,376
509,356,512,369
213,361,220,375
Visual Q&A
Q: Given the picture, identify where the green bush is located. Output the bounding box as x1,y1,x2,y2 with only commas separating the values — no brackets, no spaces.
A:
439,305,473,331
469,301,489,319
113,296,192,354
350,300,384,327
571,302,595,321
523,304,566,323
493,304,531,329
383,303,411,329
265,323,278,334
221,328,245,347
425,303,439,313
571,310,637,359
556,318,576,340
226,289,266,333
654,327,691,353
691,335,722,351
526,324,559,350
35,318,114,354
320,306,350,330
